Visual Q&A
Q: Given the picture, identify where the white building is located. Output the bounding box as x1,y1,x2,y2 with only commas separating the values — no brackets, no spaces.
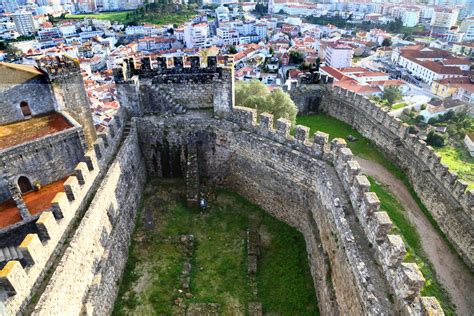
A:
460,16,474,40
325,43,353,69
12,11,37,36
184,23,209,48
402,10,420,27
255,23,267,39
216,26,240,46
215,5,229,21
430,8,459,31
464,133,474,157
59,23,77,37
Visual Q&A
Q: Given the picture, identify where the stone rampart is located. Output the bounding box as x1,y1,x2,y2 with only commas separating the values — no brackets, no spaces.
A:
114,56,234,117
32,121,145,315
320,86,473,269
227,106,443,315
0,108,126,315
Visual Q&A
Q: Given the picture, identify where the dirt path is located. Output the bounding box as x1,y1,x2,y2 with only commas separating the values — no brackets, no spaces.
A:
356,157,474,316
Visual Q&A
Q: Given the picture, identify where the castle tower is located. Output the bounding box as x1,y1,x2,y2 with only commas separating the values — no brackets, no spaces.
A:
36,56,97,149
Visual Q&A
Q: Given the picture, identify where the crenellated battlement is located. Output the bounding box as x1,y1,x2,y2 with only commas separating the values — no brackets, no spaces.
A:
327,85,474,228
229,106,443,315
114,55,234,84
36,55,81,80
0,108,126,314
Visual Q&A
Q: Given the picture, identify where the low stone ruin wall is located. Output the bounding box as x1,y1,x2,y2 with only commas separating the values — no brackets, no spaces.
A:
319,86,473,269
0,108,126,315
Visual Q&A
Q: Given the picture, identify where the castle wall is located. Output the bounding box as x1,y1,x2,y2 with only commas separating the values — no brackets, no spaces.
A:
115,56,234,117
33,122,146,315
0,113,86,203
135,113,231,186
0,109,126,315
319,87,474,269
226,107,443,315
288,84,325,114
0,77,56,125
48,73,97,149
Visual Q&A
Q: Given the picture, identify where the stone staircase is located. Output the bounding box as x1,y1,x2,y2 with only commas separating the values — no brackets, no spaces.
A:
0,246,23,265
156,86,187,114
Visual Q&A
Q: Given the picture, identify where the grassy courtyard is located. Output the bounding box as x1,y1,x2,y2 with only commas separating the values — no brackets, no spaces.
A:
113,179,318,315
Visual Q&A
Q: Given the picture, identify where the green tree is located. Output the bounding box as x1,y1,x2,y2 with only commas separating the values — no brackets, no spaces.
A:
235,80,297,125
381,37,392,47
289,51,304,64
426,131,445,148
228,45,237,54
382,86,402,105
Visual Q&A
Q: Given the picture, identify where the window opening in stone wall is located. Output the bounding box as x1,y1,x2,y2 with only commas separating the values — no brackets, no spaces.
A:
20,101,32,117
18,176,33,194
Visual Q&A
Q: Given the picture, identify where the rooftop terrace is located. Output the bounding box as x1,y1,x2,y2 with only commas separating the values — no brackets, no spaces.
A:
0,113,73,150
0,178,67,229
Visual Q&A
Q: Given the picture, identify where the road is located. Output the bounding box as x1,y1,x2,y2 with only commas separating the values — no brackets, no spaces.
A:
357,157,474,316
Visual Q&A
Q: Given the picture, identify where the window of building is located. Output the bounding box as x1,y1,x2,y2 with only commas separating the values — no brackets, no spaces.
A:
20,101,32,117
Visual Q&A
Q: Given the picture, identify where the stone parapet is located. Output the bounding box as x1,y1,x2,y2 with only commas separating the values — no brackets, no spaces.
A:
329,86,473,219
229,106,443,315
324,85,473,269
0,108,126,315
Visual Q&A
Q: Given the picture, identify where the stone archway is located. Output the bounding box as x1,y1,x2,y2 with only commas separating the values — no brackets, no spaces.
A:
18,176,33,194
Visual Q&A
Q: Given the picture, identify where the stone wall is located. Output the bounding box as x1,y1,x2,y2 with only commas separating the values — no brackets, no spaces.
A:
319,86,474,269
115,56,234,118
0,76,56,125
0,108,126,315
131,108,443,315
33,122,145,315
287,84,325,114
226,106,443,315
37,56,98,149
0,112,86,203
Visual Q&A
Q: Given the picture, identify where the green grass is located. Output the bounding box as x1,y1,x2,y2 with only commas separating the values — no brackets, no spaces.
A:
391,102,407,110
65,11,132,23
369,178,455,315
257,209,318,315
65,10,195,25
113,179,318,315
435,145,474,190
296,114,402,177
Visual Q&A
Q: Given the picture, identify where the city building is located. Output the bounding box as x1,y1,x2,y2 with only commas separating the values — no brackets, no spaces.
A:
184,23,209,48
12,11,37,36
430,8,459,32
402,9,420,27
324,43,354,69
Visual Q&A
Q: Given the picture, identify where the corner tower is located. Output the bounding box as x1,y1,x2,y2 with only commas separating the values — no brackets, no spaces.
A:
36,55,97,148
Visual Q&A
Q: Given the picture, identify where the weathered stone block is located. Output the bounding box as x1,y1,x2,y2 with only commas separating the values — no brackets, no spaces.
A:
0,261,28,297
19,234,45,266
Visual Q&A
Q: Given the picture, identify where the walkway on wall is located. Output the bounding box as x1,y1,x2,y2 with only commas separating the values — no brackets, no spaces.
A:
356,157,474,316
